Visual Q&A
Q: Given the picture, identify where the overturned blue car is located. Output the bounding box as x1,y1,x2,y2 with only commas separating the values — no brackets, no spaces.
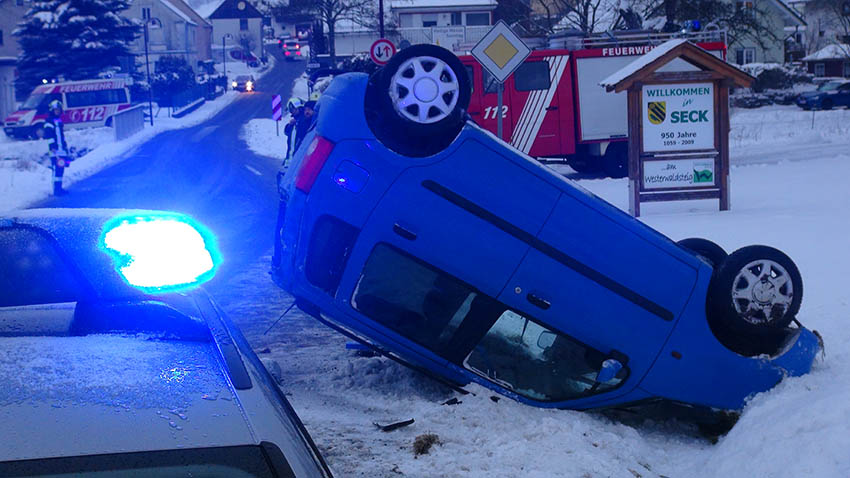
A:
272,45,821,425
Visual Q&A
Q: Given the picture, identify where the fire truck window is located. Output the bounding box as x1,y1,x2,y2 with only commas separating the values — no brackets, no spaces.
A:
514,62,550,92
465,65,474,92
482,69,499,94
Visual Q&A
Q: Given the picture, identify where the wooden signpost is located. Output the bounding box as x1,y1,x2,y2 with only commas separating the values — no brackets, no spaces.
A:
601,40,755,217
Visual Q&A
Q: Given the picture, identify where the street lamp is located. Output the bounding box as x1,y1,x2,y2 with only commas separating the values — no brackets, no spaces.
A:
222,33,233,91
142,15,161,126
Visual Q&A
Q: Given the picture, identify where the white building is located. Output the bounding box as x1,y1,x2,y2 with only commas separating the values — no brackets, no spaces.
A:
202,0,265,62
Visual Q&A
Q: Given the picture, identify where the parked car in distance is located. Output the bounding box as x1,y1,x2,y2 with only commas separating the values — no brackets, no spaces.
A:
796,80,850,110
230,49,260,66
272,45,822,430
0,209,332,478
233,75,256,92
4,78,133,139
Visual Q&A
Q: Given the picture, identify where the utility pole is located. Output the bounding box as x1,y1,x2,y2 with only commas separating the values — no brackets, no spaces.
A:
379,0,385,38
142,10,154,126
222,34,231,91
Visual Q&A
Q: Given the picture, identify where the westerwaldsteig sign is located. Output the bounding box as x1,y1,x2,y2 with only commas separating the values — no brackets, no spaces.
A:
642,83,714,152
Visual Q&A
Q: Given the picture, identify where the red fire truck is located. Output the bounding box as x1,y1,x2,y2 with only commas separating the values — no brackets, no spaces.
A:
458,31,726,177
4,78,133,140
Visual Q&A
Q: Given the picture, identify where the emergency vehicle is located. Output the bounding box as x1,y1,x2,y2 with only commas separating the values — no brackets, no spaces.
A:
458,30,726,177
4,78,133,139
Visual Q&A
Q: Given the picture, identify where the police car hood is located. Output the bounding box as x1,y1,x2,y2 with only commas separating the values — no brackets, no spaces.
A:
0,334,257,462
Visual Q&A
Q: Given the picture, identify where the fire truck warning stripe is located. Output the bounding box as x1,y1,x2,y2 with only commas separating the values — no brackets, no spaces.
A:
510,58,550,150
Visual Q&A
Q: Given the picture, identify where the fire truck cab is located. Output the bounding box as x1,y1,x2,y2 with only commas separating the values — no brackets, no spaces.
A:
459,31,726,177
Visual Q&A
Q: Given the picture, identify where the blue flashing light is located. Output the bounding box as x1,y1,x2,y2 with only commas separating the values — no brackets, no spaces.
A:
99,212,221,294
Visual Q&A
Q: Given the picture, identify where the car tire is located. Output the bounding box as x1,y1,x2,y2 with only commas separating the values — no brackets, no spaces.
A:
30,123,45,140
365,44,471,157
566,156,600,174
707,245,802,341
677,238,727,268
602,142,628,178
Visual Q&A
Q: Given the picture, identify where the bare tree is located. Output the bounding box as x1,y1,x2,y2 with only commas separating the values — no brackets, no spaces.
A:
803,0,850,55
276,0,374,63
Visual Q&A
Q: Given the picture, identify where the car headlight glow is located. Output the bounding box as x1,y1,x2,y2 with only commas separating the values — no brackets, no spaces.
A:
99,213,221,293
246,81,253,90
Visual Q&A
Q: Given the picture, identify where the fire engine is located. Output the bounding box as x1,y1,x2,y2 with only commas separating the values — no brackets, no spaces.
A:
458,30,726,177
4,78,133,140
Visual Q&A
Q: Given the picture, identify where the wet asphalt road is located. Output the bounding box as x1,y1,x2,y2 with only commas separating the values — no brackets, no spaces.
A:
35,50,305,289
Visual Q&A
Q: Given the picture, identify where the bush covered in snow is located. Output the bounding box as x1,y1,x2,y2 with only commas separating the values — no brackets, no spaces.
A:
151,56,196,106
738,63,813,92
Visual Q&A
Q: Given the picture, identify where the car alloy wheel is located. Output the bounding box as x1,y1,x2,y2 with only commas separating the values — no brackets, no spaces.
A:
389,56,460,125
730,259,794,325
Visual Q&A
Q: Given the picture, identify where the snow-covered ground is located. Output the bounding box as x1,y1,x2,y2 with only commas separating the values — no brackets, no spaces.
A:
239,75,309,161
217,103,850,478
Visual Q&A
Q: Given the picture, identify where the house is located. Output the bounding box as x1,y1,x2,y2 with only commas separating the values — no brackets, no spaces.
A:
202,0,265,63
802,43,850,78
726,0,806,65
391,0,496,28
0,0,29,119
126,0,213,73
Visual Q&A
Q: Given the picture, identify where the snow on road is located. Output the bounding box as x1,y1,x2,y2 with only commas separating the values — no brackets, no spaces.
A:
215,103,850,478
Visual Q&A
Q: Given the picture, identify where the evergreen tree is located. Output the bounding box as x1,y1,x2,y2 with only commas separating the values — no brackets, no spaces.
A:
14,0,140,95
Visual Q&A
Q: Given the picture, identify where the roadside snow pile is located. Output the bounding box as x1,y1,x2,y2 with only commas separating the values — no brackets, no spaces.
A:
729,104,850,149
241,119,286,160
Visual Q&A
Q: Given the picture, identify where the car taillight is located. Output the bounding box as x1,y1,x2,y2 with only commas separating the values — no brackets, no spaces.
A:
285,51,290,56
296,51,301,56
295,136,335,193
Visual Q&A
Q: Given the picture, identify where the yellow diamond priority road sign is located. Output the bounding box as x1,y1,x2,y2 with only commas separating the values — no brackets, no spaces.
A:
471,21,531,83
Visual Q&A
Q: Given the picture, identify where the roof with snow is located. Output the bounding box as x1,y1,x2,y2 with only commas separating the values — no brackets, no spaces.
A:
601,39,754,92
802,44,850,62
390,0,497,12
196,0,225,19
167,0,212,27
207,0,262,19
160,0,197,26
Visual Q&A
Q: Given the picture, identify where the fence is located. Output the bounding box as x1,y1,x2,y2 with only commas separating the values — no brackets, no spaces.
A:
113,104,145,141
170,84,206,118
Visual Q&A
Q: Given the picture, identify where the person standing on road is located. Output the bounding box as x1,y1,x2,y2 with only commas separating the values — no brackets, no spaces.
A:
44,100,70,196
283,97,305,164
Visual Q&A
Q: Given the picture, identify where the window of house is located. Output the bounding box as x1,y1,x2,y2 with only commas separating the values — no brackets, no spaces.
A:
815,63,825,77
514,61,550,91
736,1,754,19
465,12,490,26
240,18,249,31
451,12,462,25
735,47,755,65
422,14,437,27
0,228,81,307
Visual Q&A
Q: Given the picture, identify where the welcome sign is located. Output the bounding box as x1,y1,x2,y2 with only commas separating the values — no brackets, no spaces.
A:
642,83,714,152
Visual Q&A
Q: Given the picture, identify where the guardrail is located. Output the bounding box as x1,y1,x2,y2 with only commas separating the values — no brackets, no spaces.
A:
171,85,206,118
113,104,145,141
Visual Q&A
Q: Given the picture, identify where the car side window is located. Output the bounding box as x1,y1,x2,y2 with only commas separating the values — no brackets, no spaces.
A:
0,228,82,307
464,311,627,402
514,61,550,92
352,244,481,353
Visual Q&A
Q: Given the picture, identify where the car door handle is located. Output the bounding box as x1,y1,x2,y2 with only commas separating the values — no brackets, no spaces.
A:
546,106,558,111
393,223,417,241
526,293,551,310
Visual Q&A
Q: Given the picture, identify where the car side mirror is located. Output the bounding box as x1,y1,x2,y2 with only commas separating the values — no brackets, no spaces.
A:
595,358,623,383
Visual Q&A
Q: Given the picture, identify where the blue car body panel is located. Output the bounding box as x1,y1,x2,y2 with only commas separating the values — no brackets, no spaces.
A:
275,73,820,412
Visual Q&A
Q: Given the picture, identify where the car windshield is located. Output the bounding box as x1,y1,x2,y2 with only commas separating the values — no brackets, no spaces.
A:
0,445,283,477
236,76,251,82
817,82,842,91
